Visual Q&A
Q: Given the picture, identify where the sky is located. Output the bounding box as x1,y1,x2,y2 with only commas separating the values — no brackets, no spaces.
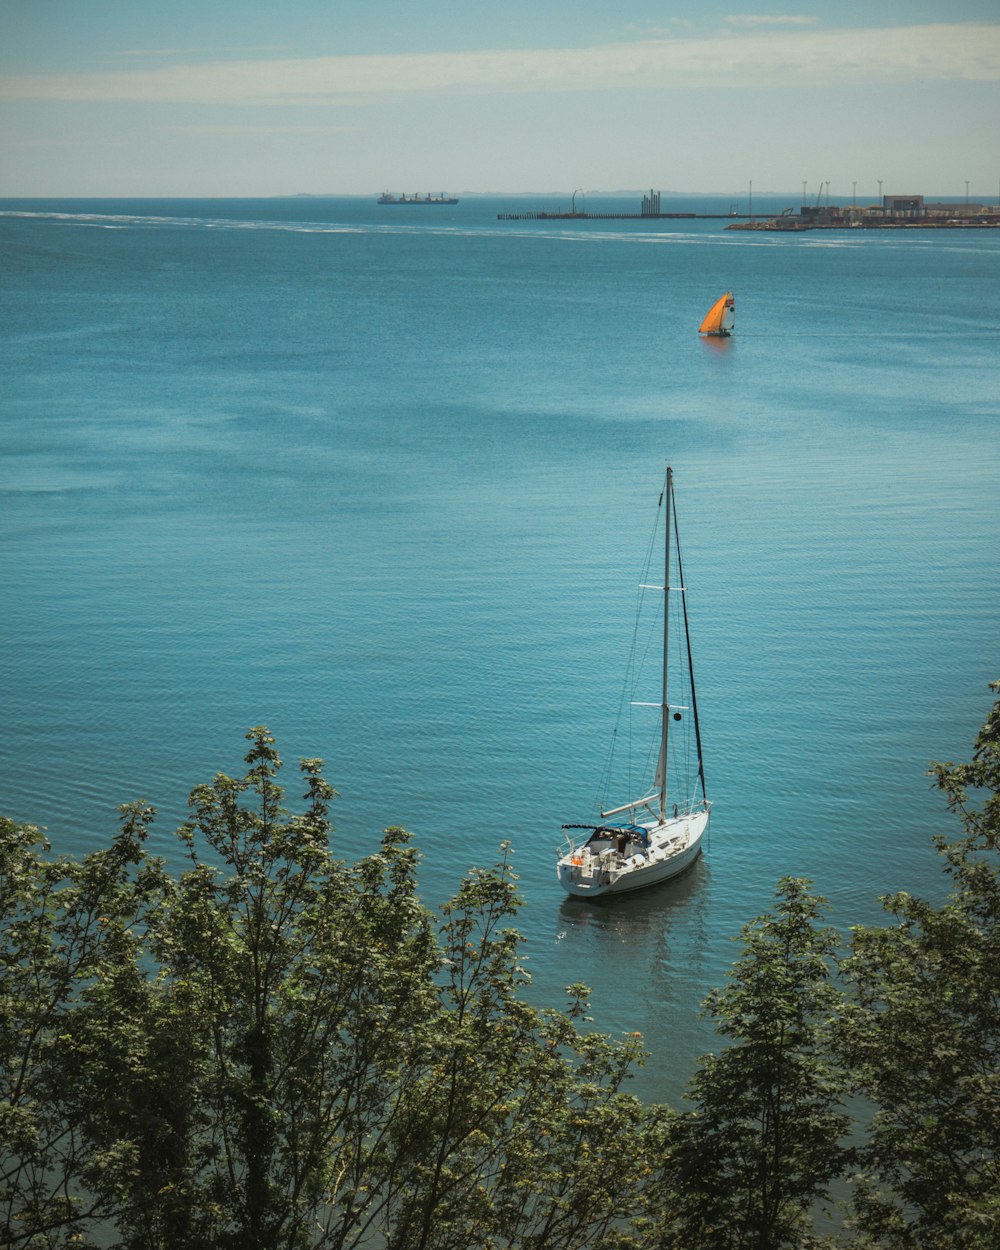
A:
1,1,999,198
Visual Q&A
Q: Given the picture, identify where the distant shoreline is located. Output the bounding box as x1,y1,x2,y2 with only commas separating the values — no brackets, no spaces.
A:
727,219,1000,232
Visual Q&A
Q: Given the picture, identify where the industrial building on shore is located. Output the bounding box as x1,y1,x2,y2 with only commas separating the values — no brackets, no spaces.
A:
731,194,1000,231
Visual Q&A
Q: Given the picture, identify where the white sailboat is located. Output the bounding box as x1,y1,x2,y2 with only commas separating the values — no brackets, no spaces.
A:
556,468,711,898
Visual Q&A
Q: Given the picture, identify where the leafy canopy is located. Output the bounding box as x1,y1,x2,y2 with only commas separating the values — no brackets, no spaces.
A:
1,728,653,1250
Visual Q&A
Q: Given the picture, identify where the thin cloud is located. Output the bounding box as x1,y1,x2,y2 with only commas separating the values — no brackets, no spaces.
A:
726,15,821,28
625,20,696,35
163,123,356,135
117,45,291,59
118,48,223,59
2,24,998,103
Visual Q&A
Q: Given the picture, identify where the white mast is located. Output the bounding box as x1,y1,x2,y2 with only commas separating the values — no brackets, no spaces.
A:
659,467,672,820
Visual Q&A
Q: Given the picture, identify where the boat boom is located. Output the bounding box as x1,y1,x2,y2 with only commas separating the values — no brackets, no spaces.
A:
600,793,660,819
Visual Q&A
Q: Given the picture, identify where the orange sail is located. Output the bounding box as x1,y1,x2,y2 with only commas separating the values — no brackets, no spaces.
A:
699,291,735,337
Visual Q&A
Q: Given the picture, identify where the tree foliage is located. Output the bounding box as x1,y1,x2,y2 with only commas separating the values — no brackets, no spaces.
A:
0,808,164,1247
1,728,652,1250
4,684,1000,1248
650,877,852,1250
838,680,1000,1248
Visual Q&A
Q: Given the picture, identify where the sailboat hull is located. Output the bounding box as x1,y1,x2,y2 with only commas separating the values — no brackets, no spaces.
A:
556,808,709,899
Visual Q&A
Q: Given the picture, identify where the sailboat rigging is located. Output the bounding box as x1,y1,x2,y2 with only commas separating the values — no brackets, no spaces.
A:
699,291,735,337
556,468,711,898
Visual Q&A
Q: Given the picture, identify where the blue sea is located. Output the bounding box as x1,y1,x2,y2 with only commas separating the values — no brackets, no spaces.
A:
2,194,998,1105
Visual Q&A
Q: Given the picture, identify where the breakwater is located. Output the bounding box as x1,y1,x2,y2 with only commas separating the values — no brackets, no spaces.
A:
498,211,699,221
498,187,755,222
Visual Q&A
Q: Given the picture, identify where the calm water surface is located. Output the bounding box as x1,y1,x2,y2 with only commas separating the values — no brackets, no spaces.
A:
2,195,998,1104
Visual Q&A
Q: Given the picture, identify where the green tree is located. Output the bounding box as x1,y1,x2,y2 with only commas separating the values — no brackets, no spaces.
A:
0,809,161,1247
2,728,656,1249
378,862,652,1250
127,731,444,1250
839,681,1000,1247
649,877,852,1250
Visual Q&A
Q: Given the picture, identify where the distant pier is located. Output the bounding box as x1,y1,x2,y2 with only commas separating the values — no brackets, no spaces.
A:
498,188,756,222
497,211,703,220
498,188,1000,228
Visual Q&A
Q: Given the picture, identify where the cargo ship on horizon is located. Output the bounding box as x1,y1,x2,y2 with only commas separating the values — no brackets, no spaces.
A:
377,192,459,205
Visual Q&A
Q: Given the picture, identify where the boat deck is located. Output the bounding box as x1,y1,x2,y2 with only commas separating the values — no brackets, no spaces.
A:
558,809,708,897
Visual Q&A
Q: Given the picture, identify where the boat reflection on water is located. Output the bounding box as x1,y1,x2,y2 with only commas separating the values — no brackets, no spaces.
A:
548,854,719,1104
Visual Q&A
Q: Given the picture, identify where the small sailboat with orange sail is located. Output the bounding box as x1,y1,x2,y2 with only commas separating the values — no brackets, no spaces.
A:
699,291,735,337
